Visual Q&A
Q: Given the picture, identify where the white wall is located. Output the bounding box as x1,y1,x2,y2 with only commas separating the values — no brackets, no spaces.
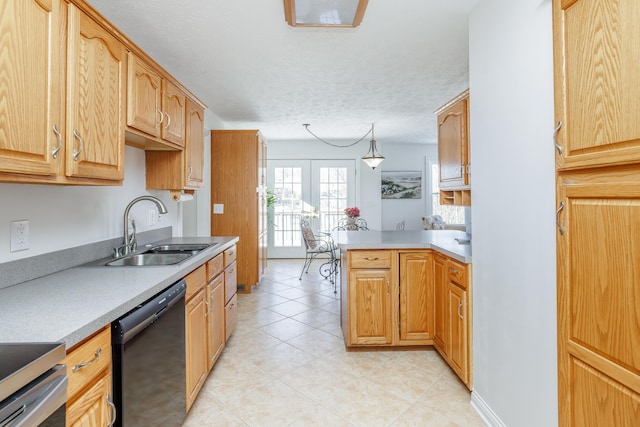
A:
469,0,557,426
380,143,438,230
0,146,180,263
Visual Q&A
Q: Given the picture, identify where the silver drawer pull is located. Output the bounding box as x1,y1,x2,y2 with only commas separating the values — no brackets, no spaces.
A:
364,257,379,261
72,348,102,372
449,267,460,274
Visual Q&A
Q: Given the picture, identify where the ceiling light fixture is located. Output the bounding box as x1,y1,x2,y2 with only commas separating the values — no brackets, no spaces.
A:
284,0,369,28
302,123,385,169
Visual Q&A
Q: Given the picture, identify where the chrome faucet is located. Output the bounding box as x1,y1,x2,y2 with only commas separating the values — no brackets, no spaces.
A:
115,196,168,257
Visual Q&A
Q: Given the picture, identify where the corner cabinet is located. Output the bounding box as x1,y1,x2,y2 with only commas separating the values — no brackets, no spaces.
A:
0,0,125,185
554,0,640,424
126,53,186,149
435,89,470,206
211,130,267,292
145,98,205,193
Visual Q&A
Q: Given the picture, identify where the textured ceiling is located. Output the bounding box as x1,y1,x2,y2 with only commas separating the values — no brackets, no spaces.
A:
88,0,477,145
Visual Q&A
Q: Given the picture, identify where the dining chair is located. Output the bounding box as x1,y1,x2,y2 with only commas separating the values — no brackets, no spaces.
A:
299,218,338,291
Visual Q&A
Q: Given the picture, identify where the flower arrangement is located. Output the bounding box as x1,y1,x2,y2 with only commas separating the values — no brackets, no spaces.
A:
344,206,360,218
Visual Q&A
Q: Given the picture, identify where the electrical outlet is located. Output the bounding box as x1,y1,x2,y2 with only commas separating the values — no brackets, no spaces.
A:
10,220,29,252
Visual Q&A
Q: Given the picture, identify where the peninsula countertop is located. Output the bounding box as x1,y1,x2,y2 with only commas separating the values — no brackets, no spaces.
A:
333,230,471,263
0,236,238,347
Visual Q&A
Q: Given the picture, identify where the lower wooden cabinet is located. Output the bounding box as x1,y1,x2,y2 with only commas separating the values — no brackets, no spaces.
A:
64,326,115,427
225,293,238,342
433,256,472,388
343,249,472,388
66,373,114,427
347,268,393,346
207,274,225,370
224,260,238,340
399,252,434,344
185,285,207,412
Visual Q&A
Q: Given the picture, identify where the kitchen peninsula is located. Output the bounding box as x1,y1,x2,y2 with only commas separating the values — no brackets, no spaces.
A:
334,230,473,387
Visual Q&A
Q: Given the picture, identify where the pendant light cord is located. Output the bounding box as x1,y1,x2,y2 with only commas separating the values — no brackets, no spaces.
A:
303,123,373,148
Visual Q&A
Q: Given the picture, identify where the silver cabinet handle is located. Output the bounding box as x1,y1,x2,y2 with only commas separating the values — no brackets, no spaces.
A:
466,164,471,174
556,201,565,235
387,280,390,296
188,163,192,178
52,125,62,159
72,348,101,372
553,121,563,154
364,257,379,261
156,108,164,127
72,130,83,161
204,298,209,317
457,301,464,319
107,394,116,427
164,112,171,129
449,267,460,275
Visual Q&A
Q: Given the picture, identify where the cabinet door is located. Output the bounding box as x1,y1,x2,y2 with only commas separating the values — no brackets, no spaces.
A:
185,288,207,412
432,255,448,354
66,4,125,181
554,0,640,170
399,252,433,343
447,282,468,384
347,269,393,345
437,96,468,189
207,276,225,370
66,372,114,427
161,80,186,146
0,0,63,177
126,53,162,138
557,173,640,426
185,99,204,188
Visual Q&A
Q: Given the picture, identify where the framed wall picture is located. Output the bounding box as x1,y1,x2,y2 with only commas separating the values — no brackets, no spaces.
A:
381,171,422,199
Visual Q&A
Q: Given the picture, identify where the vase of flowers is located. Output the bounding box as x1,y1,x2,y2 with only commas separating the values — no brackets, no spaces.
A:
344,207,360,230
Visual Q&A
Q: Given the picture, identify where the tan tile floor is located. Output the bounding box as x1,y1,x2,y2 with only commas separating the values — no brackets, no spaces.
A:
183,259,486,427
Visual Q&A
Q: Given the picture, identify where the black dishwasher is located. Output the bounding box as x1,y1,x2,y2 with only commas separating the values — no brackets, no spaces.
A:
111,279,186,427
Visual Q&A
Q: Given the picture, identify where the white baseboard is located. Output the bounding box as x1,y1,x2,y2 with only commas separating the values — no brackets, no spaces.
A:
470,391,507,427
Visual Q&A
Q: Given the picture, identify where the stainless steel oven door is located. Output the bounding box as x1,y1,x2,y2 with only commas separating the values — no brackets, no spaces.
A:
0,365,66,427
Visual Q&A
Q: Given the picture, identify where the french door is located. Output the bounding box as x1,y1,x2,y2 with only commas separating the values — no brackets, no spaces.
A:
267,159,355,258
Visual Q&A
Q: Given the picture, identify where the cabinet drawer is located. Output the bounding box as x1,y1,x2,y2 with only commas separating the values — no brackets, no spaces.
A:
65,326,111,401
185,265,207,300
225,261,237,303
447,259,468,287
225,293,238,341
349,250,392,269
224,245,237,267
206,253,224,282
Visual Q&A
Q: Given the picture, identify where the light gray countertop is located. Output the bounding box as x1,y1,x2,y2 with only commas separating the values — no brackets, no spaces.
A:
333,230,472,263
0,236,238,347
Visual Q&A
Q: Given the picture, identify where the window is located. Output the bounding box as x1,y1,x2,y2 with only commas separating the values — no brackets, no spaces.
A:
431,163,465,224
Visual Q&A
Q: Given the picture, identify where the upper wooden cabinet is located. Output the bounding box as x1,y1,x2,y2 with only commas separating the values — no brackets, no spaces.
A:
435,90,470,206
0,0,125,185
554,0,640,171
126,53,186,149
0,0,63,178
145,98,205,192
66,3,125,181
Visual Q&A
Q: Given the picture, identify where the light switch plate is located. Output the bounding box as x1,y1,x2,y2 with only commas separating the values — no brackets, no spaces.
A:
10,220,29,252
213,204,224,214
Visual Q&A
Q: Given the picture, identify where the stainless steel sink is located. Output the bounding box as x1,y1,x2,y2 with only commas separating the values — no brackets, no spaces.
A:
145,243,215,255
106,253,192,266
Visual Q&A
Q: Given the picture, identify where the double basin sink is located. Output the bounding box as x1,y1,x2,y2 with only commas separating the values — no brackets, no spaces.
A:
89,243,218,267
